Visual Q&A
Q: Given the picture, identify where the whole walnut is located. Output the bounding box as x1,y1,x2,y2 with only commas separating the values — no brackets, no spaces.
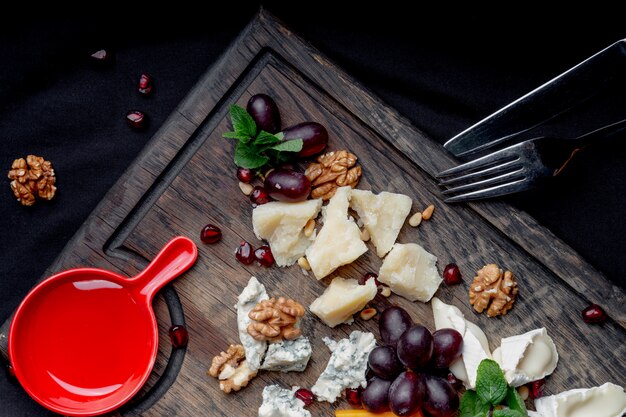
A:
469,263,519,317
8,155,56,206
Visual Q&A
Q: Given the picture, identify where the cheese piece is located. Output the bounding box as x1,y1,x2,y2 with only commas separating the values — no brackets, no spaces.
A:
258,385,311,417
492,327,558,387
431,297,492,389
252,199,323,266
310,277,377,328
378,243,441,302
260,337,312,373
312,331,376,403
534,382,626,417
236,277,269,371
350,189,412,257
305,187,367,279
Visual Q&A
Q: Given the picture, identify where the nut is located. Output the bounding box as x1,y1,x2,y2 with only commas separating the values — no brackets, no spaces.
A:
469,263,519,317
208,344,257,393
518,386,530,401
360,228,370,241
247,297,305,342
303,218,316,238
360,307,377,321
219,360,257,394
8,155,56,206
380,286,392,297
305,150,362,200
422,204,435,220
238,181,254,195
297,257,311,271
208,344,245,378
408,212,423,227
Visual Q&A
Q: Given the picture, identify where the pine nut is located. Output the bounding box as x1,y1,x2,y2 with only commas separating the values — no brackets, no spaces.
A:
422,204,435,220
360,228,370,241
297,257,311,271
360,308,377,321
381,286,392,297
408,212,423,227
239,181,254,195
303,219,316,238
517,386,529,401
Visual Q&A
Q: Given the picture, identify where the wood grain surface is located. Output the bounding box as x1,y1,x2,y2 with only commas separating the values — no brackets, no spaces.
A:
2,10,624,416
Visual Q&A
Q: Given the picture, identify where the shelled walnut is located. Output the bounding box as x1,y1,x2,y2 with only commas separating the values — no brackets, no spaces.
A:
208,344,257,394
7,155,56,206
469,263,519,317
247,297,305,342
305,150,362,200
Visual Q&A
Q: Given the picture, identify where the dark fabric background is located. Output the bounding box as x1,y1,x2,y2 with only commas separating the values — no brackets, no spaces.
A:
1,5,624,416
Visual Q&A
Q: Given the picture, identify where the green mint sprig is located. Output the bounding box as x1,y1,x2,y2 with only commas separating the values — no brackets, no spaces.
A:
223,105,302,169
459,359,528,417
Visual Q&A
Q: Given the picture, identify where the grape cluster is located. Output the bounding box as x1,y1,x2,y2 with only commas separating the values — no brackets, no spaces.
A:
360,306,462,416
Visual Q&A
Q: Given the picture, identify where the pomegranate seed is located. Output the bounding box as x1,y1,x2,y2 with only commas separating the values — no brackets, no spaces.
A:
254,245,274,267
138,73,153,95
200,224,222,244
250,186,271,205
237,167,253,183
359,272,380,286
168,325,189,349
443,263,463,285
446,372,463,390
529,379,545,399
345,387,362,407
236,241,255,264
126,110,147,129
294,388,314,407
582,303,607,324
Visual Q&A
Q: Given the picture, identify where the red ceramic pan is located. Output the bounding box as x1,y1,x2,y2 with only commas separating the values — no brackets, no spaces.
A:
9,236,197,416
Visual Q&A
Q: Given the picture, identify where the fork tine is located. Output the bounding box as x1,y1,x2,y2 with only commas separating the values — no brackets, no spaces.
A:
436,145,522,178
438,159,522,186
442,168,526,196
444,178,530,203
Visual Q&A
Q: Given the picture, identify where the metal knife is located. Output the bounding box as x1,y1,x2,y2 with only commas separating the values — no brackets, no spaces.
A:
444,38,626,157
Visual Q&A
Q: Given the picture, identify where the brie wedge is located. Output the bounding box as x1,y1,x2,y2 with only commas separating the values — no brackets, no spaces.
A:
236,277,269,371
252,199,323,266
492,327,559,387
350,189,412,257
534,382,626,417
310,277,377,328
378,243,441,302
305,187,367,279
431,297,491,389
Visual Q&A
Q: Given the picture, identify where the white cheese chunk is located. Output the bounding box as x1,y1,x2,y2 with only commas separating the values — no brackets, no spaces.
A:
309,277,377,328
252,199,323,266
350,189,412,257
312,331,376,403
305,187,367,279
378,243,441,302
258,385,311,417
260,337,312,373
492,327,559,387
236,277,269,371
534,382,626,417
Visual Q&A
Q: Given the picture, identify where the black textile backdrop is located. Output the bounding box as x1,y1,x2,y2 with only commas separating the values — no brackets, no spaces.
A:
1,5,624,416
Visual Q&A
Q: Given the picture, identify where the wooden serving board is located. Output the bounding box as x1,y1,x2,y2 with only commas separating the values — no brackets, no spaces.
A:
2,10,625,416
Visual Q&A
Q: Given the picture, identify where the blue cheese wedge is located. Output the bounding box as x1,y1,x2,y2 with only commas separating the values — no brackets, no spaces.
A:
258,385,311,417
236,277,269,371
260,337,312,373
312,331,376,403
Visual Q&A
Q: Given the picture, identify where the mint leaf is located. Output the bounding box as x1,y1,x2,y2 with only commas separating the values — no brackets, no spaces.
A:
274,132,285,140
270,138,303,152
234,141,269,169
505,386,527,415
476,359,508,406
460,391,491,417
493,410,525,417
229,105,256,138
254,130,281,146
223,131,253,142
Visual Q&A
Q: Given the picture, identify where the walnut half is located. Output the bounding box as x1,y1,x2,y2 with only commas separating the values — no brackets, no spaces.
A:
305,150,362,200
208,344,257,394
247,297,305,342
469,263,519,317
7,155,56,206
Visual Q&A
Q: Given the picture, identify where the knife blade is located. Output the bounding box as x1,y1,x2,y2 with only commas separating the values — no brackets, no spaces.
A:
444,38,626,157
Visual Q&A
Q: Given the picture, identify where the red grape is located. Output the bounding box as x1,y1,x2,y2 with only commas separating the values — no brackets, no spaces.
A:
423,375,459,417
389,370,425,416
431,329,463,368
361,377,391,413
397,325,433,369
282,122,328,157
379,306,413,347
368,346,403,380
247,94,281,133
264,169,311,202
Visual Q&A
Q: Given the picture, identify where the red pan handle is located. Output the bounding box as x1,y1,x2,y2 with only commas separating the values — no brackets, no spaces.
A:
130,236,198,301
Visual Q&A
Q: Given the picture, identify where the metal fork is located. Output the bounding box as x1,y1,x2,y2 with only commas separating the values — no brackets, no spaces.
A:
437,118,626,203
